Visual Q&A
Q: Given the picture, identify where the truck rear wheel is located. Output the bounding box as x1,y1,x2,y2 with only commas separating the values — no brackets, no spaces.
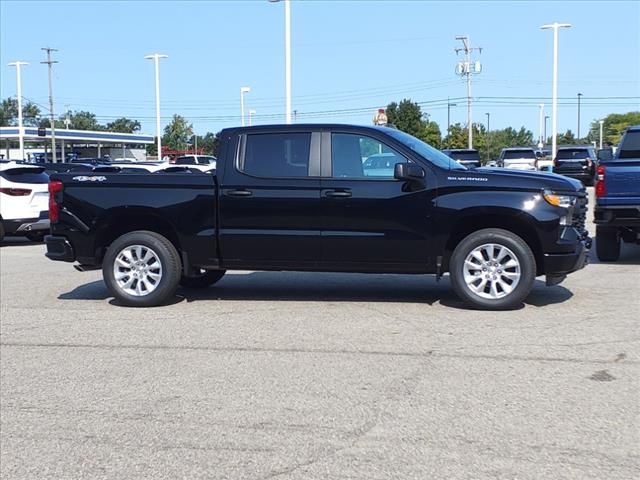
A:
180,269,226,288
449,228,536,310
595,226,620,262
103,230,182,307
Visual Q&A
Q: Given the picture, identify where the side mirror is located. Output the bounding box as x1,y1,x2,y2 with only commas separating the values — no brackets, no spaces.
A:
394,162,425,181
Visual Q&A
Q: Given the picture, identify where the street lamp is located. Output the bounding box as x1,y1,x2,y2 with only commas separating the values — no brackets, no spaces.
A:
7,61,29,161
485,112,490,162
269,0,292,124
599,120,604,149
577,93,582,140
541,22,572,160
144,53,168,160
249,109,256,126
447,98,457,147
544,115,550,144
538,104,545,148
240,87,251,126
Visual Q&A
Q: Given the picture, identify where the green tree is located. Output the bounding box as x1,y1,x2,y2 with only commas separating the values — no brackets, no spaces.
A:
54,110,103,130
586,111,640,146
105,117,141,133
162,114,193,150
421,121,442,149
198,131,220,156
385,99,425,138
0,97,42,127
557,129,576,145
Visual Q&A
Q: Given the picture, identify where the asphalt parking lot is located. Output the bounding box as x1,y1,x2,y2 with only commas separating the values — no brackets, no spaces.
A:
1,189,639,480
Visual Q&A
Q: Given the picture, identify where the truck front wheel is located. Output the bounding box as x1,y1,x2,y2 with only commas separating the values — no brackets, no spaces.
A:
449,228,536,310
103,230,182,307
595,226,620,262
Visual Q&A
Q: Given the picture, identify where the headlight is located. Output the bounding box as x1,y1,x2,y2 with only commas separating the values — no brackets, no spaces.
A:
543,190,576,208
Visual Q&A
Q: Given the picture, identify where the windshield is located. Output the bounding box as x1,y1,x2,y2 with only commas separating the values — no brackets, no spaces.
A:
503,150,535,160
384,129,466,170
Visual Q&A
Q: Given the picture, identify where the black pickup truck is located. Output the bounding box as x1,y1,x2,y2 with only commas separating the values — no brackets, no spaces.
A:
45,124,590,310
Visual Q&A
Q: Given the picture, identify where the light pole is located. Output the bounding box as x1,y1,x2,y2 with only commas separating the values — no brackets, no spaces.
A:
485,112,490,162
8,61,28,161
144,53,168,160
447,98,457,147
577,92,582,140
541,22,572,160
538,104,545,148
544,115,550,144
240,87,251,126
249,109,256,126
269,0,292,123
599,120,604,149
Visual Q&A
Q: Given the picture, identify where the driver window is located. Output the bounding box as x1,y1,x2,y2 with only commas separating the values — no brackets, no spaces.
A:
331,133,406,179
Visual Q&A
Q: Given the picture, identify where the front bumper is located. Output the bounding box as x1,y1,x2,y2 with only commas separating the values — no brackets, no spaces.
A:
544,237,590,278
2,211,50,234
45,235,75,262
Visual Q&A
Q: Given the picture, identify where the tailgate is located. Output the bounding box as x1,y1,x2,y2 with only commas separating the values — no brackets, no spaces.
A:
603,160,640,199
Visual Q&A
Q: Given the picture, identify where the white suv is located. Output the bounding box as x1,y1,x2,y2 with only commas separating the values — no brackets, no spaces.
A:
0,162,50,242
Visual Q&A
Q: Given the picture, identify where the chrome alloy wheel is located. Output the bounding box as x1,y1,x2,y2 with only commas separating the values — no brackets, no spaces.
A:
462,243,521,299
112,244,163,296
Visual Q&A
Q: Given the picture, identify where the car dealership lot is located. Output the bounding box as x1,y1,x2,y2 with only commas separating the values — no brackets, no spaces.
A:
1,192,639,480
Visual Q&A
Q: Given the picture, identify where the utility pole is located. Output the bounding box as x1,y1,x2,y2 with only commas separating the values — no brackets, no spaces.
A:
144,53,168,159
41,47,58,162
447,98,457,148
544,115,550,143
577,92,582,140
455,35,482,149
599,120,604,149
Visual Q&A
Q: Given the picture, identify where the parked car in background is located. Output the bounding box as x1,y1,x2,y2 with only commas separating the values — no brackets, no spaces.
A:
497,148,537,170
441,148,482,168
174,155,217,168
552,146,597,186
594,126,640,261
0,162,50,242
362,152,402,177
535,148,553,171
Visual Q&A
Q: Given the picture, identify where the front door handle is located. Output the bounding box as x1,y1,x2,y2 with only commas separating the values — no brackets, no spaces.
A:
324,190,352,198
225,189,253,197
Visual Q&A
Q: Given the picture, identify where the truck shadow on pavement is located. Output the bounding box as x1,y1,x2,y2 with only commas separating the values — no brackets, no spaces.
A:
588,241,640,265
58,272,573,310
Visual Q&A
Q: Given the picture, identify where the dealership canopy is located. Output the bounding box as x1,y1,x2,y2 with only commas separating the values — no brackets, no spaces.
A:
0,127,154,144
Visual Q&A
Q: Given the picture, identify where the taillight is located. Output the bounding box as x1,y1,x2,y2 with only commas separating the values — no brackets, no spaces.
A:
0,187,32,196
48,180,63,223
595,165,606,197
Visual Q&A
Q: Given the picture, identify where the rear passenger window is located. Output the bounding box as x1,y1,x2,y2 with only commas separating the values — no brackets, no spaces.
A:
241,133,311,177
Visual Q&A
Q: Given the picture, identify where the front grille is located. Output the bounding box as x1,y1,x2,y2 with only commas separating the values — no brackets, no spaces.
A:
572,193,588,234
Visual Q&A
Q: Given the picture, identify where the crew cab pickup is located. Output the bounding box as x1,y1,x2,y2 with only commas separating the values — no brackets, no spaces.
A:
594,125,640,261
45,124,591,310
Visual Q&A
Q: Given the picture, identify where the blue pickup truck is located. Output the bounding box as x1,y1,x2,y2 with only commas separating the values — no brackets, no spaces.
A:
594,125,640,261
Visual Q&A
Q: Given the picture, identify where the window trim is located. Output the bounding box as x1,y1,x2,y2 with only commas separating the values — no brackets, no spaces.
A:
235,131,320,180
326,131,408,181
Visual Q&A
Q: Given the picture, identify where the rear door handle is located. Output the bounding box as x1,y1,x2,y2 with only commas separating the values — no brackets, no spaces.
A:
225,189,253,197
324,190,352,198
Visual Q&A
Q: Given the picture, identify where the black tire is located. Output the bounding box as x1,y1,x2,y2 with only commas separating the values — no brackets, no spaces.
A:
595,226,620,262
449,228,536,310
102,230,182,307
180,269,226,288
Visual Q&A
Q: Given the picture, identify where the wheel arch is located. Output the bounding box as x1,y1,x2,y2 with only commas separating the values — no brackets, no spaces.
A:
94,207,182,262
444,210,544,275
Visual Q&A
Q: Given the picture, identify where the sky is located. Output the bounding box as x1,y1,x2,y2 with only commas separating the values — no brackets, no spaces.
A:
1,0,639,139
